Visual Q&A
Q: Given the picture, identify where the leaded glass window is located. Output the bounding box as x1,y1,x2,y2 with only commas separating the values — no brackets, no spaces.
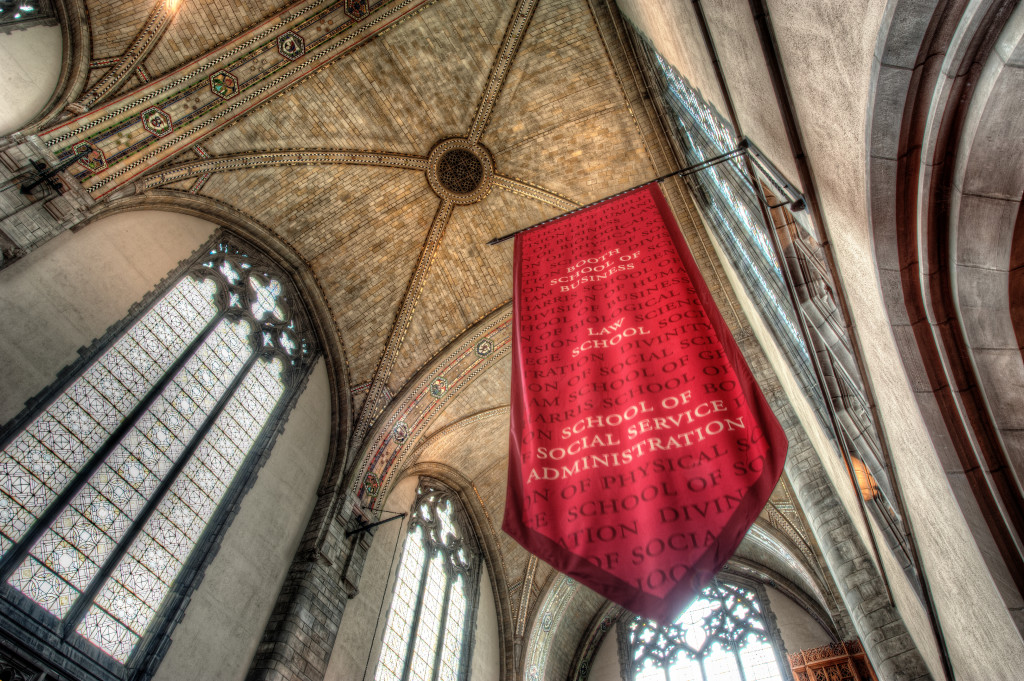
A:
375,482,478,681
649,52,816,401
626,582,787,681
0,238,316,666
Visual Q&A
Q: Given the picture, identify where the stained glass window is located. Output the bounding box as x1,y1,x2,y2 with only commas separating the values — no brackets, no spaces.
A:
375,482,478,681
0,239,315,665
652,53,808,366
627,582,787,681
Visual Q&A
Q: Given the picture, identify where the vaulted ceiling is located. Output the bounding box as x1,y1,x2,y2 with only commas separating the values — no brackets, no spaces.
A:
63,0,653,449
40,0,833,647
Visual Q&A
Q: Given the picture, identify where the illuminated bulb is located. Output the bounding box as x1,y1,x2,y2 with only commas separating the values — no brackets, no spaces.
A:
847,457,880,501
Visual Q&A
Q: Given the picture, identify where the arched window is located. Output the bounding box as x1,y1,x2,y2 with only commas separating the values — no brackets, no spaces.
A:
0,237,316,665
625,581,788,681
375,481,479,681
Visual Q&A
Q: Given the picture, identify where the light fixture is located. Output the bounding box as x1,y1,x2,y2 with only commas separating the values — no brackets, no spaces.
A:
847,457,880,501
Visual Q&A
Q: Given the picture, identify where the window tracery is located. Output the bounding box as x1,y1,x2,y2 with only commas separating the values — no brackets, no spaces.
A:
625,581,787,681
375,482,478,681
0,237,317,667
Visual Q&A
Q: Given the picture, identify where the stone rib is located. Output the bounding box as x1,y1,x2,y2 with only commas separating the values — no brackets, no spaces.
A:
467,0,540,143
139,149,429,189
493,175,580,211
69,0,178,113
351,198,455,445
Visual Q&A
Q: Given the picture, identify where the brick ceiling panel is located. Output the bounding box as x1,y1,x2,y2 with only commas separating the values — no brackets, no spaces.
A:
198,164,436,387
424,353,511,439
85,68,107,90
198,41,429,157
198,163,429,254
311,205,441,389
352,391,367,417
387,191,553,392
159,179,196,192
417,414,508,482
196,0,508,158
145,0,294,79
85,0,154,60
370,0,512,138
494,107,653,201
482,0,655,200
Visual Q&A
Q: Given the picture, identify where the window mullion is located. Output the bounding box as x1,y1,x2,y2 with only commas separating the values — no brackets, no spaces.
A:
0,311,226,582
399,542,434,681
735,648,749,681
427,571,454,681
59,346,261,637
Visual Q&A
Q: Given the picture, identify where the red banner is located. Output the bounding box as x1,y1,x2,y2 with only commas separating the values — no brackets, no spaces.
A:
502,183,787,622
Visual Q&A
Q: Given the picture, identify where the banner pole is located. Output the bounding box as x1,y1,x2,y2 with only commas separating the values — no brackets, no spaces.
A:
486,143,748,246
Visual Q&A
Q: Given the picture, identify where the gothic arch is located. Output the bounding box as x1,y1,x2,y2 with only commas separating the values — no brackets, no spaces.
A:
13,0,91,134
866,0,1024,632
82,191,353,527
1011,209,1024,357
521,517,842,681
402,461,515,681
0,212,335,679
529,562,833,681
346,303,512,511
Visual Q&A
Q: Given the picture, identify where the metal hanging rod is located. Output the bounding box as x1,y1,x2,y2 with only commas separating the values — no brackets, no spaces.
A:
486,141,750,246
18,148,91,195
346,511,407,538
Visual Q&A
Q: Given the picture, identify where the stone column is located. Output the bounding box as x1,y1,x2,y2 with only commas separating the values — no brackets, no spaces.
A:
246,494,372,681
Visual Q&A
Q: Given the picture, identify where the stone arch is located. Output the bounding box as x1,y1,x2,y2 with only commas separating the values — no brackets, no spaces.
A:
85,191,353,522
6,0,91,134
0,203,336,679
346,303,512,511
522,520,841,681
522,573,584,681
1011,207,1024,357
866,0,1024,633
402,461,515,681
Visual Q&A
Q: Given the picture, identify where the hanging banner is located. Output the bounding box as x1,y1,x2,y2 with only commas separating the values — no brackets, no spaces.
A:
502,183,787,622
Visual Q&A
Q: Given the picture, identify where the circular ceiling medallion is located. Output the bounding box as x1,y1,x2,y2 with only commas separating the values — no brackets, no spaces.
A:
426,138,494,204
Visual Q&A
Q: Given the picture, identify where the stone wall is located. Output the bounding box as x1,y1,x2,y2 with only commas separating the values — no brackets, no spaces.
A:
0,209,215,424
153,360,332,681
615,0,1024,677
0,25,62,135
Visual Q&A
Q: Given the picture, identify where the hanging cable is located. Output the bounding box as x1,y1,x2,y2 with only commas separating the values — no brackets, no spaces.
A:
362,512,407,681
